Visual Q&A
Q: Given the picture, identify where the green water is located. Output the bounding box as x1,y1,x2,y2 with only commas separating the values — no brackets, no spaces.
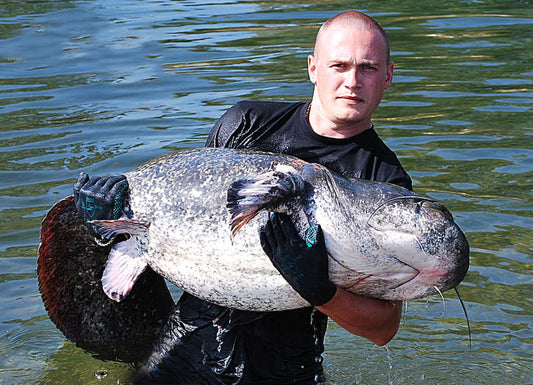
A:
1,1,531,384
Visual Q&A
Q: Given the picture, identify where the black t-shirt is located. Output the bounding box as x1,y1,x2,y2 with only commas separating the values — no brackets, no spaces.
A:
206,100,412,189
135,101,411,385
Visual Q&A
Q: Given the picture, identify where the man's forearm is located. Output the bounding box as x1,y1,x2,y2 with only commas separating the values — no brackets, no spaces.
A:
317,287,402,346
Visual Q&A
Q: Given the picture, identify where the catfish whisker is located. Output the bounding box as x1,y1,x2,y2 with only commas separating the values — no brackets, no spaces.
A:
454,287,472,348
433,286,446,317
401,301,409,326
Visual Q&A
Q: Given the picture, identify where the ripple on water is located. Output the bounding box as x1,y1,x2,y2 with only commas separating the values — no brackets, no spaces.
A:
1,2,531,385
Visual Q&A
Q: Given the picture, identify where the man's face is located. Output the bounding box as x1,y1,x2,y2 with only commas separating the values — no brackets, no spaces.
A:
308,24,393,132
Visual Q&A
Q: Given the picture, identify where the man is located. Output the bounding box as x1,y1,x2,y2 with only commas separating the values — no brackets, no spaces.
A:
74,10,411,384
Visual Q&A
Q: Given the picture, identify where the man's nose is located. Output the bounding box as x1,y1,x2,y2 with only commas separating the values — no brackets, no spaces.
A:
344,68,361,89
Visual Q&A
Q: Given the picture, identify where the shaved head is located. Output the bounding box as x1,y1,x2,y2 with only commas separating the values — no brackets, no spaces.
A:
314,11,390,63
307,10,395,137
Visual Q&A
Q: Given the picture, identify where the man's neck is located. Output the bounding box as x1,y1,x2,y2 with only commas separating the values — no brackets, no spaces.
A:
307,102,372,139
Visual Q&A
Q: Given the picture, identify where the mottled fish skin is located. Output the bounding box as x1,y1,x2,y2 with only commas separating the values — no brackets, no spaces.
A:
119,148,469,311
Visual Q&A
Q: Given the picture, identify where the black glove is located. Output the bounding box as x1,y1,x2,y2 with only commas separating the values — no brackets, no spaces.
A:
73,172,130,222
259,212,337,307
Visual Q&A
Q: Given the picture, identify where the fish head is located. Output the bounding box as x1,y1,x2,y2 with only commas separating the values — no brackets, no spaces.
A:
340,196,469,301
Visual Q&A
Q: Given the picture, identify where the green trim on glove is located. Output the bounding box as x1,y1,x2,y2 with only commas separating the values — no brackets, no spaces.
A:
73,173,131,224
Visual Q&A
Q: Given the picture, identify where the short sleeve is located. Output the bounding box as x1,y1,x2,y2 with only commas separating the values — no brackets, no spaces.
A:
205,104,246,148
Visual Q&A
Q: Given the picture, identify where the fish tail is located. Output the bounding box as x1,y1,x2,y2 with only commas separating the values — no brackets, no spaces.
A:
226,165,305,236
37,196,173,362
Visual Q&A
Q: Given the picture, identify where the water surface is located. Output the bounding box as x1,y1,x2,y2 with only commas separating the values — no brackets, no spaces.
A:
1,1,531,384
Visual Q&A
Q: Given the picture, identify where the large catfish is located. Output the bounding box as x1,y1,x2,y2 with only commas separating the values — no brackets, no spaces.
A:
75,147,470,311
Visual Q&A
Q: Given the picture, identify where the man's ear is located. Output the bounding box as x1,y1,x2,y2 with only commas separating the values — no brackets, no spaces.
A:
384,61,394,90
308,55,317,85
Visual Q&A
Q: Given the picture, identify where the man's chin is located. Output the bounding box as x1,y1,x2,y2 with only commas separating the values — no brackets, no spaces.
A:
334,111,369,126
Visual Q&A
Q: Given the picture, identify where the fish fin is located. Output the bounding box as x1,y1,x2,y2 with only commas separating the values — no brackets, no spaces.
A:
38,196,174,362
89,219,150,240
227,165,305,236
101,238,148,302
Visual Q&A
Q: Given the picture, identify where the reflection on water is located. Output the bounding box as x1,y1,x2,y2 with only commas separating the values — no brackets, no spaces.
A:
1,1,531,384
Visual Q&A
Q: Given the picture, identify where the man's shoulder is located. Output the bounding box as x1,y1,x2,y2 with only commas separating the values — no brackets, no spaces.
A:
231,100,304,116
356,128,413,190
207,100,306,148
360,128,401,163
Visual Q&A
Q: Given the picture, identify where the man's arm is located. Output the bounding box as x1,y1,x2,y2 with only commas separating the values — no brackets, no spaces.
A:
317,289,402,346
260,212,402,346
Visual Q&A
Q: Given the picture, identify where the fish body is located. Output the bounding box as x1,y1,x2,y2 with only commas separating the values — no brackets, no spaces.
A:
96,147,469,311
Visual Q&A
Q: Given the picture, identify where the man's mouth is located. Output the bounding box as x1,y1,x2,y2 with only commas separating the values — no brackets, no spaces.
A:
338,95,365,104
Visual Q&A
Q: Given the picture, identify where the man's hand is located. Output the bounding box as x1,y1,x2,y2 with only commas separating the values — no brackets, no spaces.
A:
259,212,337,307
73,173,130,222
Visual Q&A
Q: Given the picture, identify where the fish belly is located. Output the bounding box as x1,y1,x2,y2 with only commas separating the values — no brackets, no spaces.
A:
127,149,312,311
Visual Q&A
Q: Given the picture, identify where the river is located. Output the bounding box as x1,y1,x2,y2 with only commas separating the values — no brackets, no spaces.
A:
0,1,531,384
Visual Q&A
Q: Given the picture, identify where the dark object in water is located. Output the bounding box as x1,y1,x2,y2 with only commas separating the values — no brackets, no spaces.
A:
38,197,174,362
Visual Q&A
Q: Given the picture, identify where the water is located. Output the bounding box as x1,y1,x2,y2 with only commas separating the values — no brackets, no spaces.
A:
1,1,531,384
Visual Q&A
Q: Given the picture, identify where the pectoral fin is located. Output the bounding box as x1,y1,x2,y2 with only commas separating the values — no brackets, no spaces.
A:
101,238,148,302
91,219,151,302
90,218,150,240
226,165,306,236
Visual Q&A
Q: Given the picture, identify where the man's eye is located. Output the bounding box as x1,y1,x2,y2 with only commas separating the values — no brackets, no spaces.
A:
362,64,377,71
331,63,347,69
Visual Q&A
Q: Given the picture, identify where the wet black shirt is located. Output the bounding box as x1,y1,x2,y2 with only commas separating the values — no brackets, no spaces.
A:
133,101,411,385
206,101,412,189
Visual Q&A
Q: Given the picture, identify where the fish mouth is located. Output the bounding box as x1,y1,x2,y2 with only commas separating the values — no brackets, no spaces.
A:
344,258,420,295
347,270,420,293
328,252,421,297
344,259,468,301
